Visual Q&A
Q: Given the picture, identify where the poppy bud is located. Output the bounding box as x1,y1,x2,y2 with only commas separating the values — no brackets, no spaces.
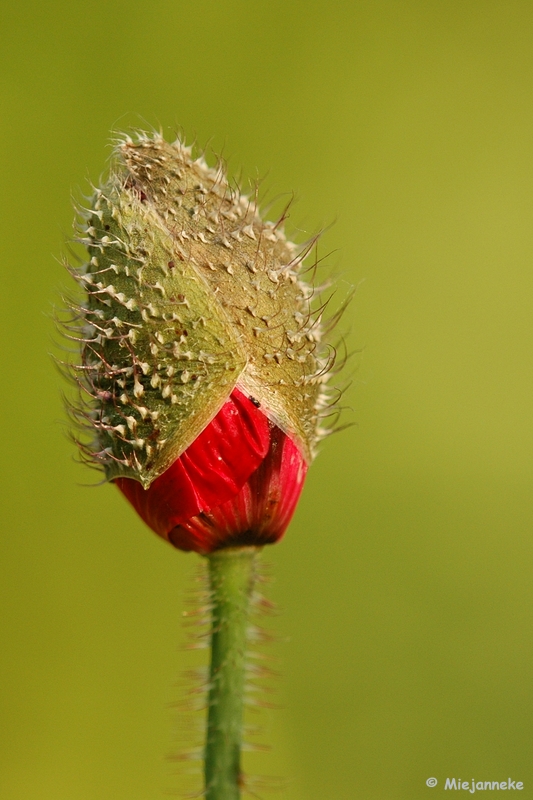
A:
67,132,333,552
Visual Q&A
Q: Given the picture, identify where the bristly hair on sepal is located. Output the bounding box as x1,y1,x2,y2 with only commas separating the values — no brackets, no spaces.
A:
60,129,350,492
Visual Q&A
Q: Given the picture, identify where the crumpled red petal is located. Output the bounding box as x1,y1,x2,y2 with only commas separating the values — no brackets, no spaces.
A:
169,425,307,553
115,389,270,537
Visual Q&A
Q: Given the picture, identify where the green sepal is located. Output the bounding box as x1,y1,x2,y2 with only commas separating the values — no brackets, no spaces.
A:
117,137,328,463
83,182,247,487
70,132,334,486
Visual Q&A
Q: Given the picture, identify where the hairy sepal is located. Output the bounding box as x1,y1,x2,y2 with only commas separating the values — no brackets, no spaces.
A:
69,132,336,488
80,181,247,487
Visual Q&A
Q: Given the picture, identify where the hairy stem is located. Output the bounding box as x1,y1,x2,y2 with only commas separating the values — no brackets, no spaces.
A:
204,546,258,800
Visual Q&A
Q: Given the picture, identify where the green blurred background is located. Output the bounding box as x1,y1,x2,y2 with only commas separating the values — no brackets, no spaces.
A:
2,1,533,797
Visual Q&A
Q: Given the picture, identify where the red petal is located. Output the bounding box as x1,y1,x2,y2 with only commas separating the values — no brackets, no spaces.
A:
115,389,270,537
169,426,307,553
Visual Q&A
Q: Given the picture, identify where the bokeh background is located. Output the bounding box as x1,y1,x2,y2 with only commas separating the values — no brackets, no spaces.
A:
2,1,533,798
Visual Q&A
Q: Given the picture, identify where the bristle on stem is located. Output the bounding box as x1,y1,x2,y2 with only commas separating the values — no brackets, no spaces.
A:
204,546,258,800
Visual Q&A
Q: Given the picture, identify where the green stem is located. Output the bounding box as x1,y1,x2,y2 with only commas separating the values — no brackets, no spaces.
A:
204,546,258,800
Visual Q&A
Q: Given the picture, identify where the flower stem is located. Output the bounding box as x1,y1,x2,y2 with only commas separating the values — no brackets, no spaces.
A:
204,546,258,800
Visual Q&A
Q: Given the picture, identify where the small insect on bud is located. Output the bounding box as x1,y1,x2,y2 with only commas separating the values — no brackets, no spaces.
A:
65,131,337,553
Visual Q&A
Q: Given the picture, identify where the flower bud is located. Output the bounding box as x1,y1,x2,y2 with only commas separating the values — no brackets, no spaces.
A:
66,132,334,552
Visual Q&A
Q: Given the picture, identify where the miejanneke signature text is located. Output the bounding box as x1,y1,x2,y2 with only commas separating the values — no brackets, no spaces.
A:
444,779,523,792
